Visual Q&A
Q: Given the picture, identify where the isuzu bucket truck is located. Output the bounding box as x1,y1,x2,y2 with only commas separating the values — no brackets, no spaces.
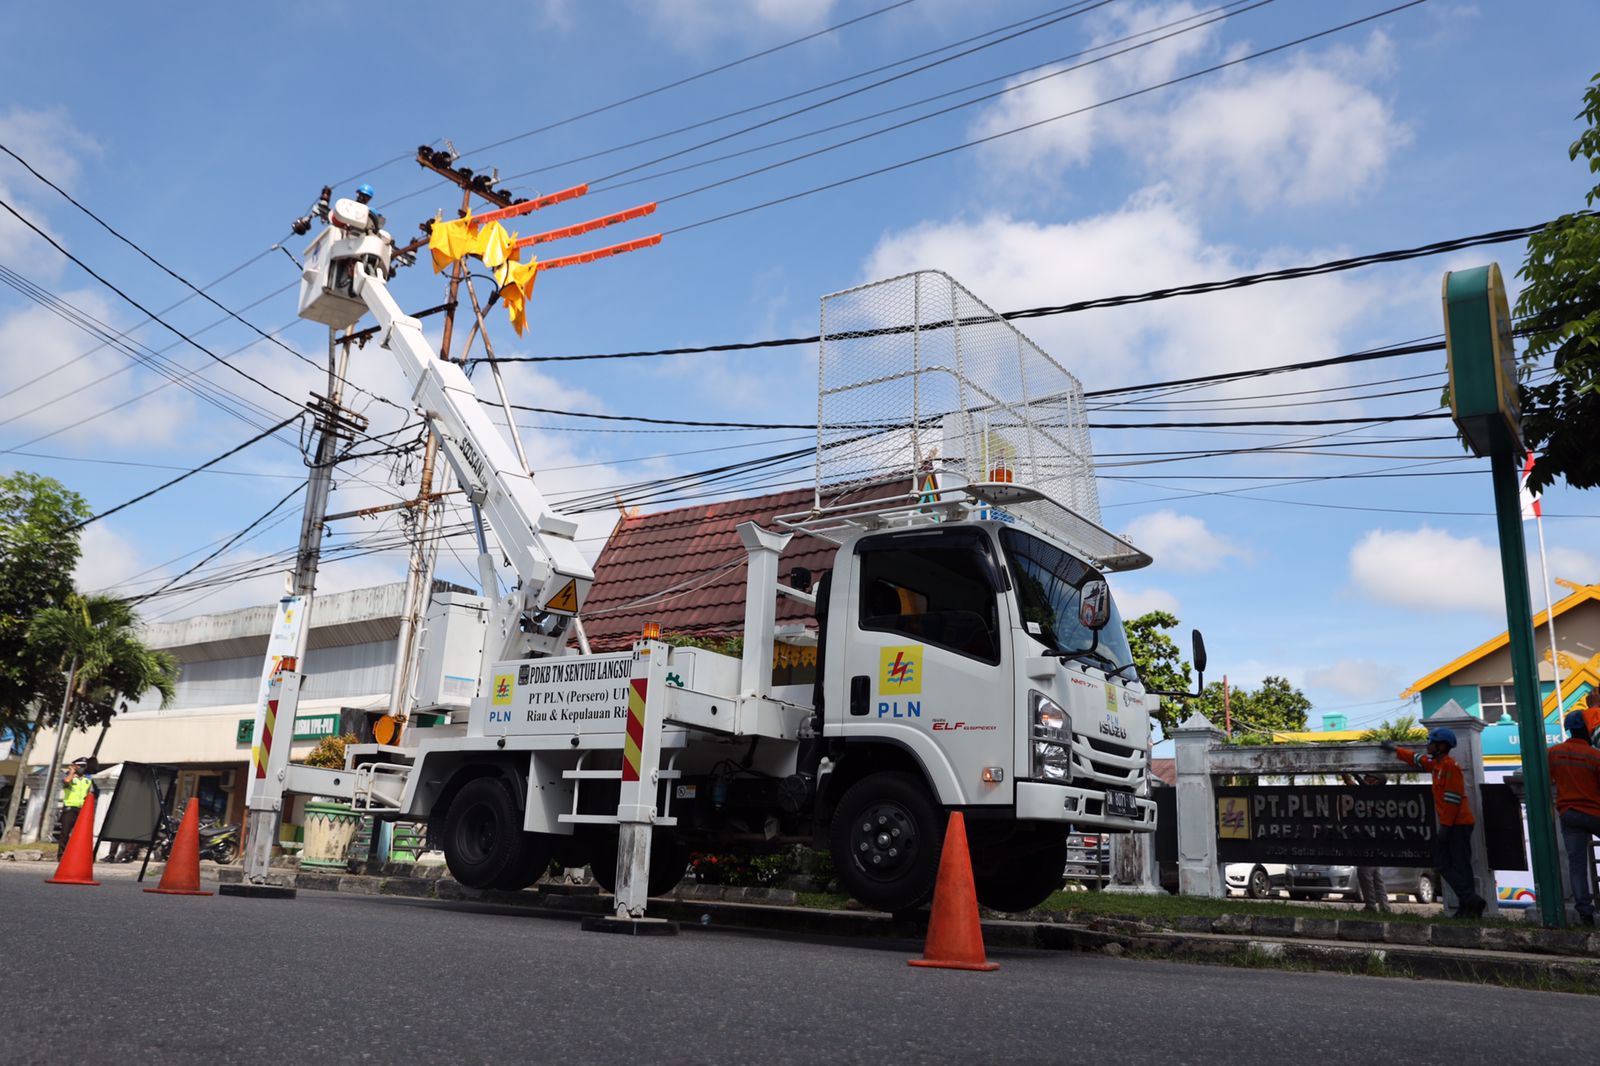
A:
275,192,1190,920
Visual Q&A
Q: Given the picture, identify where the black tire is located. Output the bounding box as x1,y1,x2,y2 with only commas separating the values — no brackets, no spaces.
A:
586,828,690,897
1415,874,1438,905
491,832,558,892
973,831,1068,913
829,771,943,914
442,776,523,889
1247,866,1271,900
211,840,239,866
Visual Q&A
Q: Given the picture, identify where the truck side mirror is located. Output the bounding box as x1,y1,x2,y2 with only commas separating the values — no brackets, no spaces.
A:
1079,579,1111,631
789,566,813,591
1191,629,1207,675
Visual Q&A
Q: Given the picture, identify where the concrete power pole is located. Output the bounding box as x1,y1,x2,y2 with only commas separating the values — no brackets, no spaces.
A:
226,331,365,898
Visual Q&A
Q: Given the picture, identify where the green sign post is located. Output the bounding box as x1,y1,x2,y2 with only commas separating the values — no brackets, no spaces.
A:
1443,263,1564,928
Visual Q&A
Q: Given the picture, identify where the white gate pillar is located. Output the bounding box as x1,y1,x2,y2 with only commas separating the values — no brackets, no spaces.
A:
1107,753,1160,894
1431,700,1498,916
1174,712,1225,898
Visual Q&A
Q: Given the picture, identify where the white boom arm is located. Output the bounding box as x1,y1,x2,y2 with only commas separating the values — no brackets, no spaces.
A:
297,200,593,656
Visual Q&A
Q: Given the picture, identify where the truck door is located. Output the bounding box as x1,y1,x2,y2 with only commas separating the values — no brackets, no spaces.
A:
839,527,1012,807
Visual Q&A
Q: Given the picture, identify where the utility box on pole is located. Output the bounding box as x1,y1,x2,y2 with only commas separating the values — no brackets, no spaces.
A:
1443,263,1564,926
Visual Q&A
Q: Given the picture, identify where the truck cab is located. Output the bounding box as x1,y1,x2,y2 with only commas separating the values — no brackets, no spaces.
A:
809,515,1155,913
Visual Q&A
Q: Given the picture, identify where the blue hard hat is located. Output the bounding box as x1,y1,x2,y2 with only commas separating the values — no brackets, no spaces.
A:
1566,710,1588,734
356,183,375,199
1427,726,1458,749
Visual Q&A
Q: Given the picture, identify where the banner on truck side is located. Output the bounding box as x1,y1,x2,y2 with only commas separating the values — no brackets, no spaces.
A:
488,653,637,734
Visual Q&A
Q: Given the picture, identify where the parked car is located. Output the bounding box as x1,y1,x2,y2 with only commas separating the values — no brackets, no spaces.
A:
1225,862,1288,899
1286,864,1440,904
1064,832,1111,889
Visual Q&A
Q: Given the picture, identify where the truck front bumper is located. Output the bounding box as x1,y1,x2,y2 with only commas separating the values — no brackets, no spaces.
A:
1014,781,1157,831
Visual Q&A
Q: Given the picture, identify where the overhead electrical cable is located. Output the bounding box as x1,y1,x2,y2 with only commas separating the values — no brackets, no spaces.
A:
659,2,1430,236
70,413,303,529
0,192,301,407
129,480,309,604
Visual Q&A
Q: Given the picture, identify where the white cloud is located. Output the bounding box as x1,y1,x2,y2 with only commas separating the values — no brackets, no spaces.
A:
631,0,838,50
0,106,99,264
1152,36,1410,207
75,522,148,594
1123,509,1246,572
1344,527,1600,615
1349,527,1502,612
1305,658,1404,701
859,197,1387,394
967,16,1407,211
1115,584,1179,620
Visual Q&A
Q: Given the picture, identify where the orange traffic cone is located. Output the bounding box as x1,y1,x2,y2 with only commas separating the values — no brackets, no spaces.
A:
145,798,213,897
45,792,100,886
908,811,999,971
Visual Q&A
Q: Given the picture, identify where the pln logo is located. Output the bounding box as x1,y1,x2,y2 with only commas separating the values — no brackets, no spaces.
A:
491,674,515,705
879,645,922,695
1217,796,1251,840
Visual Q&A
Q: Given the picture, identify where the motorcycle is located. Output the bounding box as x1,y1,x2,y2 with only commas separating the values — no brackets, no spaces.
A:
152,813,242,865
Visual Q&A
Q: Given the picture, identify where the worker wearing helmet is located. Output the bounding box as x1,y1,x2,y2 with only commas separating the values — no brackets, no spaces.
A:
1583,691,1600,746
354,183,376,204
1383,727,1488,917
1548,710,1600,926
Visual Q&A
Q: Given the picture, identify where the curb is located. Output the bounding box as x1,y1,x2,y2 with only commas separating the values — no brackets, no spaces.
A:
211,867,1600,992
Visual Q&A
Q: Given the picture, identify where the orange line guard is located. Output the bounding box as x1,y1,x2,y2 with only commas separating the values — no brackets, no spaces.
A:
513,203,657,250
467,183,589,227
541,234,663,271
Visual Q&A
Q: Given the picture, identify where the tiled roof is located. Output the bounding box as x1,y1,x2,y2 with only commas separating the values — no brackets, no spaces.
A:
579,483,893,652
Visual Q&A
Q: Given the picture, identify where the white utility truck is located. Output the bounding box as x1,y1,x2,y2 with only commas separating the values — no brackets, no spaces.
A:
282,195,1188,919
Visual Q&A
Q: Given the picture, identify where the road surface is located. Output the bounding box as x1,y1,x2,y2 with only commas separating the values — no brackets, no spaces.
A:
2,863,1586,1064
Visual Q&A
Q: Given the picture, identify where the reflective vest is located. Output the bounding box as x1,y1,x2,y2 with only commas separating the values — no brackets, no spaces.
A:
62,775,92,809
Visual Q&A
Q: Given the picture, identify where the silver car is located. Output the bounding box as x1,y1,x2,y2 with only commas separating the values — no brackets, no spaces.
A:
1286,864,1440,904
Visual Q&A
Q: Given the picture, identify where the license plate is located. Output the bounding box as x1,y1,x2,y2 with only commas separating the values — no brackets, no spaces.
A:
1104,790,1138,818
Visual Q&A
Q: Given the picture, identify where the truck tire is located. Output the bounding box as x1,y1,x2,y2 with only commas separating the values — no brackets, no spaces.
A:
830,772,943,914
442,776,523,889
973,831,1068,913
492,832,557,892
586,827,690,898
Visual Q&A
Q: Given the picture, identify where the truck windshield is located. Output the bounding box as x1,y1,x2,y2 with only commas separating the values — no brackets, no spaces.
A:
999,527,1135,677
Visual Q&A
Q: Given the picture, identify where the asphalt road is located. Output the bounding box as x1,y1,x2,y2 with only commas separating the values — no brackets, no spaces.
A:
2,863,1588,1066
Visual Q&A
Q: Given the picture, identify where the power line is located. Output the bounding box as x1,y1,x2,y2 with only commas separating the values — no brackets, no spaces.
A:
70,413,303,530
129,479,308,604
475,224,1550,367
661,2,1429,236
0,192,301,408
503,1,1109,186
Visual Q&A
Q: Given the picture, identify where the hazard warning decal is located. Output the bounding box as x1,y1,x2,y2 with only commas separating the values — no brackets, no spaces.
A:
546,579,579,614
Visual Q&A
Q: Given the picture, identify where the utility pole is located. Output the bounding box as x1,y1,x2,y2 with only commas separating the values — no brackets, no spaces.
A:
381,150,522,740
225,329,366,898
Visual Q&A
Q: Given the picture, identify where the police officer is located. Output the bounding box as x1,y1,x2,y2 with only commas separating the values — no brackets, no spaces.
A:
57,758,97,847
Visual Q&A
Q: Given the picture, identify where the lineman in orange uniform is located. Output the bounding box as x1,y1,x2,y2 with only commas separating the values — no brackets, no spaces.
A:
1383,727,1488,917
1549,710,1600,926
1583,691,1600,745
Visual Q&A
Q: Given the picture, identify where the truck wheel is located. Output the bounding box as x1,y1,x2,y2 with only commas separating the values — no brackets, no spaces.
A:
586,828,691,897
830,772,943,914
442,776,522,889
973,832,1068,913
491,832,557,892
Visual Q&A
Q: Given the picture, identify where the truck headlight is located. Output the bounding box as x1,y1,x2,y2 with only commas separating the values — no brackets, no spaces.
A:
1031,691,1071,782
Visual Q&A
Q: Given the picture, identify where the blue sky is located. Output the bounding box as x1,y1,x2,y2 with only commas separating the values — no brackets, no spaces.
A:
2,1,1598,738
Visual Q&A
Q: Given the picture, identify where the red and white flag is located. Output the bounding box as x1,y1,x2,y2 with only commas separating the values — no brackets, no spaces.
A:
1519,452,1542,520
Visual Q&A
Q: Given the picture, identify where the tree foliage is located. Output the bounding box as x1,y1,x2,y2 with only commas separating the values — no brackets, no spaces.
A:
1516,72,1600,492
0,472,88,740
27,593,178,733
1123,610,1193,738
1193,675,1313,736
1359,715,1428,743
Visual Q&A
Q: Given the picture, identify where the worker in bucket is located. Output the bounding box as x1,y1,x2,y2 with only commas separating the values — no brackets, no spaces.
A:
1383,728,1488,918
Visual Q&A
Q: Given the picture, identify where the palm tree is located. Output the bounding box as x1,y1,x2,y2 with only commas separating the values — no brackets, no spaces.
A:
3,593,177,843
1359,715,1428,744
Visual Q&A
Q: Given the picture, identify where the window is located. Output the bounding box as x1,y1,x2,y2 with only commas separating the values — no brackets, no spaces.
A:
1000,528,1135,676
1479,684,1516,721
856,529,1000,664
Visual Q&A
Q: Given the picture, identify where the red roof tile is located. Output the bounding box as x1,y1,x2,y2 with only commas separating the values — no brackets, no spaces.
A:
579,483,898,651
